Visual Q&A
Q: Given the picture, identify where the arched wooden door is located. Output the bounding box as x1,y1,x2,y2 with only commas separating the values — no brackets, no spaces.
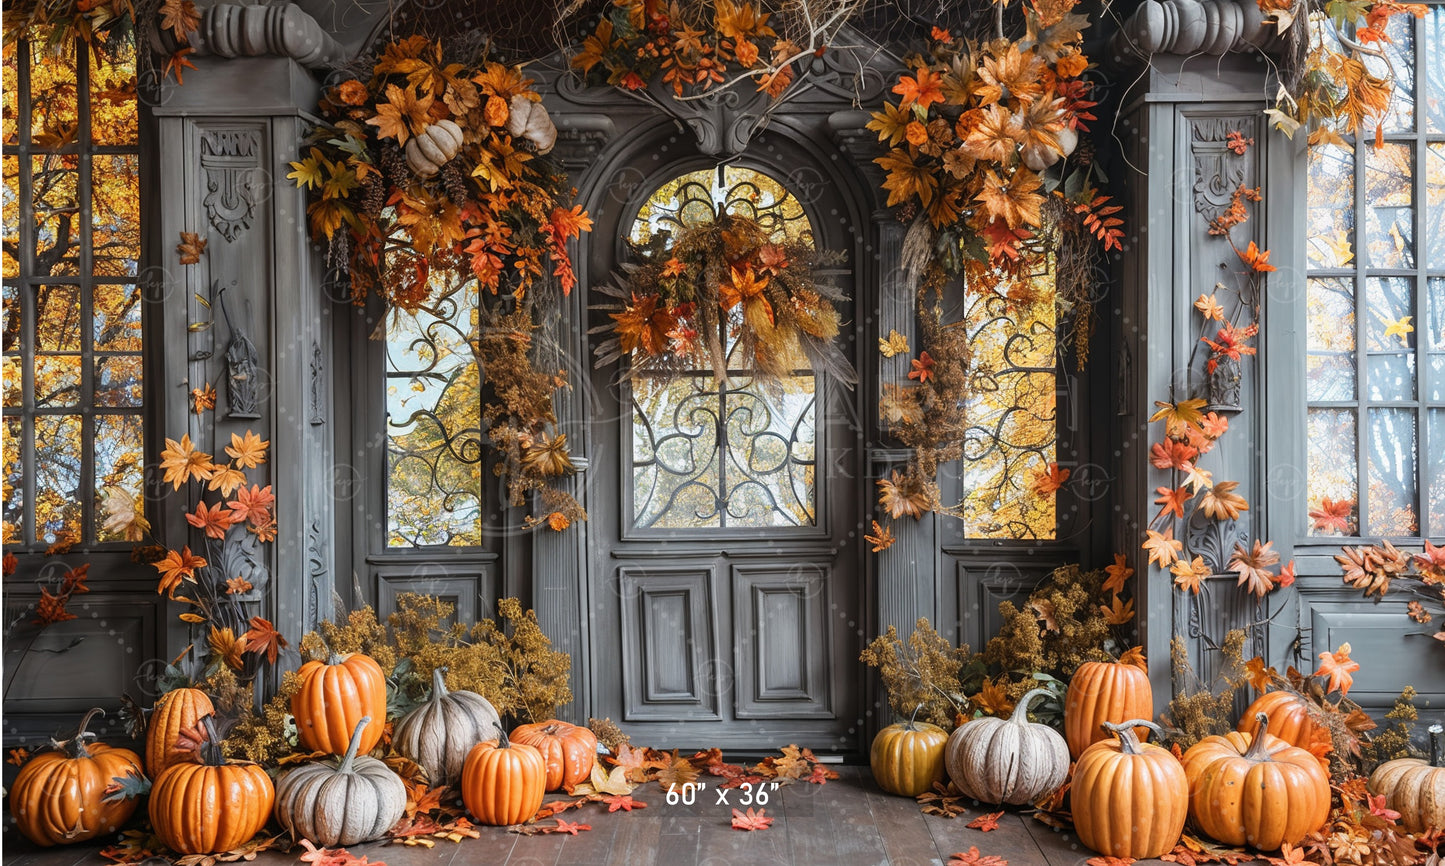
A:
583,132,867,752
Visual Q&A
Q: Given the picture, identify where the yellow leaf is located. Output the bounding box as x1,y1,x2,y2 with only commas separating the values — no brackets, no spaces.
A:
878,329,909,357
178,612,206,623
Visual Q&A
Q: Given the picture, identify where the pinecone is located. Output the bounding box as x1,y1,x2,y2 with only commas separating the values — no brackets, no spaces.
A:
361,172,385,218
896,200,918,224
441,159,471,206
327,231,351,271
381,140,409,189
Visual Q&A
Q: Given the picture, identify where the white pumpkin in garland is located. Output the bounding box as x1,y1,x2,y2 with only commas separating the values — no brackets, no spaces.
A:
392,666,502,787
403,119,464,179
945,687,1070,805
275,716,406,847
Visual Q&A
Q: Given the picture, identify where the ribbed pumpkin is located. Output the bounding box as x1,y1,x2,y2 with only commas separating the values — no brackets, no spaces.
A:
1368,723,1445,833
1064,648,1154,759
1236,690,1322,751
461,726,547,826
945,688,1070,805
9,708,144,847
275,716,407,847
870,706,949,797
1182,712,1331,850
510,719,598,792
147,687,214,778
292,652,387,756
393,666,502,787
1072,719,1188,860
149,717,274,854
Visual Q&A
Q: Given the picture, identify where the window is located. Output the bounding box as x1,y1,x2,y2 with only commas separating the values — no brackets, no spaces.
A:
384,275,484,547
3,35,143,548
626,167,820,530
1305,6,1445,538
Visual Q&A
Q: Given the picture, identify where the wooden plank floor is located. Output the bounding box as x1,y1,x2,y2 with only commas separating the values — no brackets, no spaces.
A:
1,767,1172,866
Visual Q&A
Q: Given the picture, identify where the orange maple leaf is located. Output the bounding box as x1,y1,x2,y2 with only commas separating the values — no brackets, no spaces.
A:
966,811,1003,831
241,616,289,666
1031,463,1070,497
892,66,945,111
154,546,207,598
1154,485,1191,520
1313,642,1360,697
1170,556,1209,594
1237,240,1277,272
1142,527,1183,568
731,807,773,831
1103,553,1134,594
1308,497,1354,534
907,351,936,382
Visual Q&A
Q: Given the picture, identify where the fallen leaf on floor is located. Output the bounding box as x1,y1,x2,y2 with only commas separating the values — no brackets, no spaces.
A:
1085,857,1136,866
731,807,774,831
949,847,1009,866
966,811,1003,832
604,794,648,812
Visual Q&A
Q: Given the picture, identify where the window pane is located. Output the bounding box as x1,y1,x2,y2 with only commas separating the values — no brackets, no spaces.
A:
1366,407,1418,536
35,284,80,350
1429,408,1445,535
89,36,137,147
28,42,76,149
1307,144,1355,269
1426,8,1445,134
1429,277,1444,402
1306,276,1356,401
3,417,22,544
1363,11,1415,133
2,50,18,147
1364,144,1414,269
92,154,139,277
1366,276,1416,351
33,156,80,277
33,413,83,543
3,155,18,279
94,354,142,407
385,286,483,547
34,354,81,407
1428,144,1444,266
1307,408,1358,536
94,413,144,542
93,283,142,351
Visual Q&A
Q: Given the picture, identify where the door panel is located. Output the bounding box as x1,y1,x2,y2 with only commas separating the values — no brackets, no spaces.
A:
732,563,832,719
620,565,721,721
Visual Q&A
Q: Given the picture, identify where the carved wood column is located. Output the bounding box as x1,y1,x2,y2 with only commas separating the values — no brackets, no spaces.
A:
152,56,330,680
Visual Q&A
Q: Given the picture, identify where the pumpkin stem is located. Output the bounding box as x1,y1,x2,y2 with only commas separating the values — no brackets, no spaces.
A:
431,667,450,701
1010,688,1053,724
198,714,226,766
1101,719,1163,755
327,652,343,666
495,721,511,749
66,707,105,758
1429,724,1443,768
338,716,372,774
905,703,924,729
1243,712,1273,761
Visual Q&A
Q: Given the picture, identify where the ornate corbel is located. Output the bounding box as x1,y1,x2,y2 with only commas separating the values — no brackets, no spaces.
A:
1111,0,1283,59
187,2,346,69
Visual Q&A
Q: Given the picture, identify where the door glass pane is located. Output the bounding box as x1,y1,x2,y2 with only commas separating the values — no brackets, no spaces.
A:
1365,144,1414,269
1427,144,1444,265
1429,277,1444,402
384,279,484,547
1429,408,1445,535
1426,8,1445,134
625,167,820,532
1307,276,1356,400
1307,145,1355,269
1362,12,1415,133
1366,407,1418,536
1307,408,1358,536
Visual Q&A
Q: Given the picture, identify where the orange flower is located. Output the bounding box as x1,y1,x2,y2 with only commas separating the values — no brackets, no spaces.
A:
904,120,929,147
483,95,510,127
185,501,239,539
1055,53,1089,78
227,484,276,524
207,464,246,497
251,520,277,542
33,588,77,625
335,79,368,106
154,546,206,598
225,577,254,595
190,383,216,414
160,434,215,489
547,511,570,531
661,257,687,278
224,431,269,469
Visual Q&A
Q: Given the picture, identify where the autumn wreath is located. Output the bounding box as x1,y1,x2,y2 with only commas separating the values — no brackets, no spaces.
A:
591,212,855,387
291,37,591,531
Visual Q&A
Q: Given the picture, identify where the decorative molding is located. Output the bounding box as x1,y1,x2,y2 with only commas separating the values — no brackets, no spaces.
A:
1208,355,1244,412
200,129,261,242
309,340,325,426
305,518,326,631
1186,506,1244,575
1191,117,1252,224
220,531,270,603
1111,0,1282,58
189,3,347,69
216,285,262,420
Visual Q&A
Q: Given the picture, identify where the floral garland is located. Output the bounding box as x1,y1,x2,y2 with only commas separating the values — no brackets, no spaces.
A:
592,212,853,386
866,2,1118,531
571,0,811,99
291,36,592,531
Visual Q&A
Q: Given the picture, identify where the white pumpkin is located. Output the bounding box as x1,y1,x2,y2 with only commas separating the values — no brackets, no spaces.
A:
945,687,1070,805
506,94,556,154
1368,723,1445,833
275,716,406,847
404,119,465,178
392,666,501,787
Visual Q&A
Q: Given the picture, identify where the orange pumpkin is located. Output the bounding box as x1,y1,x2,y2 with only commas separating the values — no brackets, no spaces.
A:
461,725,547,826
1183,712,1331,850
148,717,274,854
1064,649,1154,758
147,687,214,777
510,720,598,792
9,708,144,847
291,652,387,755
1072,719,1189,859
1236,690,1322,751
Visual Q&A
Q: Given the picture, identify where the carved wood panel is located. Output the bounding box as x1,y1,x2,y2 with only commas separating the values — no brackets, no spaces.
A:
618,567,722,721
731,564,832,719
376,565,496,628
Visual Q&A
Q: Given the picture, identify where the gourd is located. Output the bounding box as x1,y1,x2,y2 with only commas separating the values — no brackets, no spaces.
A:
505,95,556,154
147,687,215,778
945,688,1070,805
510,719,598,792
1236,690,1323,751
275,716,407,847
292,652,387,756
1368,723,1445,833
9,708,144,847
1182,712,1331,850
461,725,547,826
149,717,274,855
392,666,502,787
404,119,464,179
1072,719,1189,860
869,705,949,797
1064,650,1154,758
